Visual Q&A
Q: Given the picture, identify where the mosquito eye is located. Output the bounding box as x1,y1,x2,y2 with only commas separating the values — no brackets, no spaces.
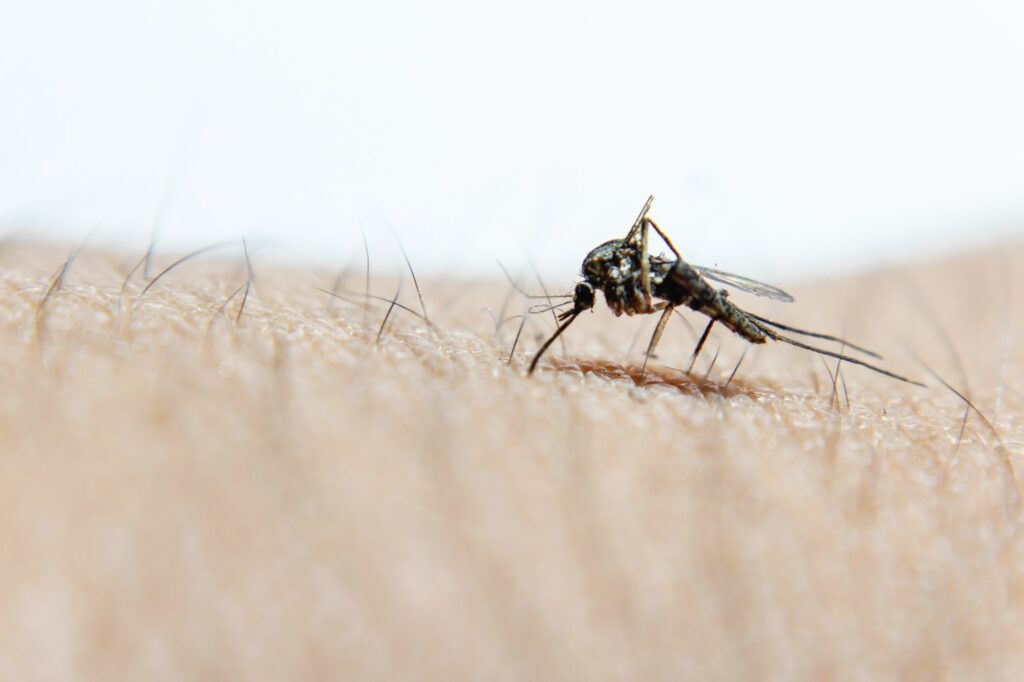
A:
574,283,594,308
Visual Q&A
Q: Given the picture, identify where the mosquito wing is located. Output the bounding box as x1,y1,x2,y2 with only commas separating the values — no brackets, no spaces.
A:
692,265,795,303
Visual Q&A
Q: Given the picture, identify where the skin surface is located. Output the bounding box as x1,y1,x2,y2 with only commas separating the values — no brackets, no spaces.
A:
1,239,1023,680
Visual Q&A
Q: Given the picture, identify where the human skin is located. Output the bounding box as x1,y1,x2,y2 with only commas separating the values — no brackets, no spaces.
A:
0,239,1022,680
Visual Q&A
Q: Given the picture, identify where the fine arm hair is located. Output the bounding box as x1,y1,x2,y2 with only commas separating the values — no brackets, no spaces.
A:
1,241,1023,679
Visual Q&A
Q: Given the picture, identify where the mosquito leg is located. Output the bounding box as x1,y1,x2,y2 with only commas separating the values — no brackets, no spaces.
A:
756,323,924,386
646,217,682,261
687,319,715,373
641,303,675,376
640,218,652,308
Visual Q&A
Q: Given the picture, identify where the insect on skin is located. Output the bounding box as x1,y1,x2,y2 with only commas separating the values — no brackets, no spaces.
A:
528,196,922,386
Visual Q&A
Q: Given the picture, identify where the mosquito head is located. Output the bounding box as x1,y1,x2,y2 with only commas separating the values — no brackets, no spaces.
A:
560,281,595,320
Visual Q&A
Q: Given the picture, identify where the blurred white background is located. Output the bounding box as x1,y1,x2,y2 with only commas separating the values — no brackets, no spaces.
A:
2,0,1023,280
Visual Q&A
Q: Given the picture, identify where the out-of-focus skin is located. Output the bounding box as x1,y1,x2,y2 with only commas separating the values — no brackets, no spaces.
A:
0,240,1022,680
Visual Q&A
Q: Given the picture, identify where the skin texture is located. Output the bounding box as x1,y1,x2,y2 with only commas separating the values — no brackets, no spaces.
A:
1,239,1023,680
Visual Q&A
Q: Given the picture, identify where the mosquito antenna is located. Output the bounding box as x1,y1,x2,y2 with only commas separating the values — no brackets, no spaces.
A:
496,260,572,300
759,325,923,386
529,300,574,315
528,310,582,375
746,313,882,359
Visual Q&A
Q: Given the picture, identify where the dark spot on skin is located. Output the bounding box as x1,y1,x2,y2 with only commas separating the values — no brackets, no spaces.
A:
543,357,765,399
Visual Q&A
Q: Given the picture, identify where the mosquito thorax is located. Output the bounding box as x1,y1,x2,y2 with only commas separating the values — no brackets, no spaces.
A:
581,239,638,287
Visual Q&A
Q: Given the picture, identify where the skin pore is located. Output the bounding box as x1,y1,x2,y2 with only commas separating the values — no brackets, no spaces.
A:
1,238,1023,679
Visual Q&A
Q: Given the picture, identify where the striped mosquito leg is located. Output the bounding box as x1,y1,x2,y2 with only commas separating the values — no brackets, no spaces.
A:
641,304,675,376
687,319,715,373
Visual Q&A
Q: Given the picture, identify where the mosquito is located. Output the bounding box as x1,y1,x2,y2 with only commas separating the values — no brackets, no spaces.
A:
527,196,922,386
